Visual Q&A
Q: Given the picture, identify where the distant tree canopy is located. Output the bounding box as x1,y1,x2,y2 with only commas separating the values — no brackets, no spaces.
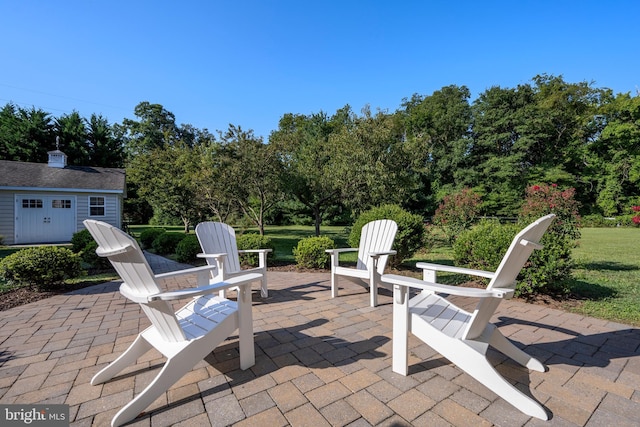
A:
1,74,639,232
0,103,124,167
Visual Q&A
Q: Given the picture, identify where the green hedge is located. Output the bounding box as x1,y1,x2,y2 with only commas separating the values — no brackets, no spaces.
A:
139,228,166,250
293,236,334,269
175,234,201,263
0,246,82,289
152,233,186,255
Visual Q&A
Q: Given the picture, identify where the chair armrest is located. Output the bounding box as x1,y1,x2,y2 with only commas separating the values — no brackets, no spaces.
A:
381,274,513,299
147,273,263,301
154,264,217,281
415,262,495,279
325,248,358,254
368,250,397,258
196,252,227,259
238,249,273,254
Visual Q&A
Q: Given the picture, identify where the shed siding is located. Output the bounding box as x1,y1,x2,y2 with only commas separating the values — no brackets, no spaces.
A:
0,192,14,245
76,193,122,230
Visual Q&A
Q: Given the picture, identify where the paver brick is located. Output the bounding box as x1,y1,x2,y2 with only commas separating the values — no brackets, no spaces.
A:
268,381,308,412
285,402,331,427
346,389,394,425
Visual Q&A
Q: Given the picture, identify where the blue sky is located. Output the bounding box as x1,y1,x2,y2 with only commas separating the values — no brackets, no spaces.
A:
1,1,638,139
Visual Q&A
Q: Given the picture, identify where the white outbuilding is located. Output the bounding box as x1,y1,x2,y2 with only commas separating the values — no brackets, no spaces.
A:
0,150,126,245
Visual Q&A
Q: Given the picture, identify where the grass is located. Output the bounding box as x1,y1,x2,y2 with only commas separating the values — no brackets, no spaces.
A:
2,225,638,325
568,228,640,325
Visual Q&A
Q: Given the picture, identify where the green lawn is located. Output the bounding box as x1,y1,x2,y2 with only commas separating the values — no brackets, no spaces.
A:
569,228,640,325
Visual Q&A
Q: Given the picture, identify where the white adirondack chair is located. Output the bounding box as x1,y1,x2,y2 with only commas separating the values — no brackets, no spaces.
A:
326,219,398,307
195,221,272,298
84,220,260,427
381,214,555,420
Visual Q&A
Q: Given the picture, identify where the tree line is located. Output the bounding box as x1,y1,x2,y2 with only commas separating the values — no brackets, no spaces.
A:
1,74,638,234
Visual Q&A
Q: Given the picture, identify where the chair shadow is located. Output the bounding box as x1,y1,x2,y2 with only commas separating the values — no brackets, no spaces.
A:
577,261,638,272
0,350,14,364
495,316,640,367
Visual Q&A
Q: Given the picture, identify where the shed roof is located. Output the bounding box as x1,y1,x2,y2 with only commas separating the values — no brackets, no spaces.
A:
0,160,125,193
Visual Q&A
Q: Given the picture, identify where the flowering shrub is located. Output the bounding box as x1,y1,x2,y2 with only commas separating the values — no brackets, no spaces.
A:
632,206,640,226
517,183,581,297
433,188,481,243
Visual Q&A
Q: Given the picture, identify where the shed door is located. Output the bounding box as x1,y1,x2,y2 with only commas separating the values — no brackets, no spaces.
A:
15,195,77,243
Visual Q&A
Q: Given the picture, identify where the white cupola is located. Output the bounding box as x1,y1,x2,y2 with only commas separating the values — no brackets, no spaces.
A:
48,136,67,168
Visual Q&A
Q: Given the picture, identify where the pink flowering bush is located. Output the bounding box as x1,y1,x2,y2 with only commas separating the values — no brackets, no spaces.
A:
632,206,640,227
432,188,481,243
517,183,581,297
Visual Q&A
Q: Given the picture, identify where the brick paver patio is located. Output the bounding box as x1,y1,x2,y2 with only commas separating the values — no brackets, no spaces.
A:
1,252,639,426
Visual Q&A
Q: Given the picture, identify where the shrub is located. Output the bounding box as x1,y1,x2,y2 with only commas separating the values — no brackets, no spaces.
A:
432,188,482,243
580,214,617,228
152,233,186,255
350,204,426,266
517,183,581,297
0,246,82,289
139,228,166,250
293,236,335,269
236,233,276,267
632,205,640,227
71,229,94,253
71,229,111,270
175,234,201,263
453,220,520,271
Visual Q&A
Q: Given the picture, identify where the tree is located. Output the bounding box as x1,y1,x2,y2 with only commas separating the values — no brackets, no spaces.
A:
0,105,54,162
525,74,609,209
217,125,284,235
128,143,202,232
0,103,21,160
400,85,473,210
193,139,238,224
87,114,125,168
592,92,640,215
55,111,90,165
121,102,179,159
330,106,414,213
270,109,352,235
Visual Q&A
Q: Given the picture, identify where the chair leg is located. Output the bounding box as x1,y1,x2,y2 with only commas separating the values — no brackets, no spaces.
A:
109,354,195,427
392,285,409,375
489,327,546,372
330,272,339,298
91,334,152,385
369,269,378,307
452,344,548,420
260,273,268,298
238,284,255,370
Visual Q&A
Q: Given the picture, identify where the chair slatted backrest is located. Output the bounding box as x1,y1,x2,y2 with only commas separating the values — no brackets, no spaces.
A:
462,214,555,340
356,220,398,275
84,220,186,342
195,222,241,275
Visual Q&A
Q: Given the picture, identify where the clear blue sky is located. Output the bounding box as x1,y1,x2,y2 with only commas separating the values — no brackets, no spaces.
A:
1,1,638,139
